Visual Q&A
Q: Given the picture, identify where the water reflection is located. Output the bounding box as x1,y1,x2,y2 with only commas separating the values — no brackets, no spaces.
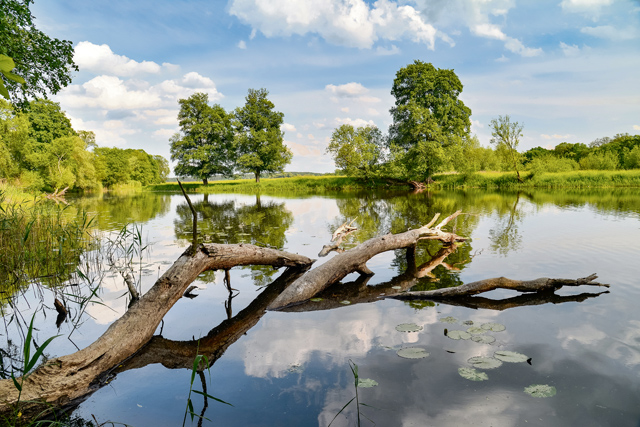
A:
73,192,172,230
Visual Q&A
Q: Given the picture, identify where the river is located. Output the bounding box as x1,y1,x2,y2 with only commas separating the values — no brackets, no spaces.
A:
3,188,640,426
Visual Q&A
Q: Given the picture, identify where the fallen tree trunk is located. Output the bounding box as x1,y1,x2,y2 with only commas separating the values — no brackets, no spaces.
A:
267,211,467,310
386,273,609,300
0,244,313,414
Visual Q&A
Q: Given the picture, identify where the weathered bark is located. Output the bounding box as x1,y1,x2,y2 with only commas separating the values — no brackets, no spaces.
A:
267,211,466,310
318,218,358,257
0,244,313,414
387,273,608,300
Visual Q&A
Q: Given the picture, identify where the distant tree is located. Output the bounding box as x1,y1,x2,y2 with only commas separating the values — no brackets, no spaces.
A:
579,151,619,170
553,142,590,162
489,115,524,182
170,92,235,185
326,124,384,178
0,0,77,105
388,60,472,181
25,99,76,145
152,154,170,181
77,130,97,149
589,136,611,148
94,147,130,187
234,88,292,183
624,146,640,169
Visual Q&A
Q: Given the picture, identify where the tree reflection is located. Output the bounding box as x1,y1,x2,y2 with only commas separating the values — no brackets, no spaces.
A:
174,195,294,287
73,192,172,230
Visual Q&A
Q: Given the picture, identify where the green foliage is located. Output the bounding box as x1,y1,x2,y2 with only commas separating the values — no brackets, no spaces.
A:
623,145,640,169
0,0,77,105
388,60,472,180
527,155,578,176
579,151,619,170
0,54,26,100
552,142,590,162
234,88,292,182
326,124,384,178
170,92,235,185
489,115,524,182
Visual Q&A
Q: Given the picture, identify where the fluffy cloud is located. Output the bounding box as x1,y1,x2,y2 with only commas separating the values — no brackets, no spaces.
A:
229,0,438,49
334,117,376,128
561,0,613,15
281,123,297,132
325,82,381,103
285,140,323,157
74,41,177,76
541,133,574,140
581,25,639,41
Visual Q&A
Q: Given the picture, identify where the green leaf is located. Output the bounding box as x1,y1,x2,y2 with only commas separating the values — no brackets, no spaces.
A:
357,378,378,388
494,350,528,363
524,384,557,398
397,347,430,359
0,81,9,100
481,322,506,332
11,373,21,392
447,330,471,340
187,399,195,422
1,71,25,84
25,334,60,373
192,390,234,406
328,397,355,427
395,323,423,332
458,367,489,381
191,355,202,386
467,356,502,370
0,55,15,71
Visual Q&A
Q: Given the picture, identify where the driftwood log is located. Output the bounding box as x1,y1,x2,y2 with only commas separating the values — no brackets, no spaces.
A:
0,244,313,414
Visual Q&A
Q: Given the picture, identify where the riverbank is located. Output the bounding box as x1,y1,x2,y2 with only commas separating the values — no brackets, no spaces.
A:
146,170,640,194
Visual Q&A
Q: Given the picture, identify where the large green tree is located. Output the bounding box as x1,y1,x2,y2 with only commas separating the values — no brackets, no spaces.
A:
326,124,384,178
0,0,77,105
388,60,472,181
234,88,292,183
170,92,235,185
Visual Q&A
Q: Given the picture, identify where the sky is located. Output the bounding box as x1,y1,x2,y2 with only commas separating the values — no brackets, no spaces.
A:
31,0,640,174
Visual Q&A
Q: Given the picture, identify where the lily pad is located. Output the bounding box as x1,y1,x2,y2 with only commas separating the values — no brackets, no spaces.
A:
447,330,471,340
358,378,379,388
340,300,351,305
458,367,489,382
471,335,496,344
396,323,423,333
397,347,430,359
440,316,458,324
310,298,323,302
467,326,486,335
467,356,503,370
494,350,528,363
463,320,474,326
481,322,506,332
524,384,557,398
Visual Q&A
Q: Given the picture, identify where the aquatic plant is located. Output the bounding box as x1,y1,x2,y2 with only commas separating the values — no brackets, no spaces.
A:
328,360,376,427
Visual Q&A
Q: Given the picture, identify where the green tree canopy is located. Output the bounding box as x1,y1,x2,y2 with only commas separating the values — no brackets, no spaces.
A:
326,124,384,178
388,60,472,181
170,92,235,185
0,0,77,105
234,88,292,183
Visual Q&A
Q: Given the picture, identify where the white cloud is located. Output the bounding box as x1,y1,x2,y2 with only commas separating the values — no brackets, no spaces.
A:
581,25,639,41
153,128,177,138
238,40,247,49
334,117,376,128
559,41,581,56
74,41,177,76
633,125,640,131
376,44,401,55
285,140,323,157
341,107,350,113
561,0,613,15
228,0,438,49
325,82,369,98
541,133,574,140
281,123,297,132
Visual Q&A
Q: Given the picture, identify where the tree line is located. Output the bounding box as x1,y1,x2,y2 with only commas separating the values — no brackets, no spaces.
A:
170,88,292,184
0,99,169,192
326,60,640,182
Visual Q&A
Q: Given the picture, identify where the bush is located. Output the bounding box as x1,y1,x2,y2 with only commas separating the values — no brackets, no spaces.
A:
579,151,619,170
527,155,578,175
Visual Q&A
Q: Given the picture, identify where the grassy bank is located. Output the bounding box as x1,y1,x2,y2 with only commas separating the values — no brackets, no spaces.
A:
147,175,405,194
433,170,640,189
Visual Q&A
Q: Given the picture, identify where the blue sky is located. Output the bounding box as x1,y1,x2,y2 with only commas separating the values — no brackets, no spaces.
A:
32,0,640,173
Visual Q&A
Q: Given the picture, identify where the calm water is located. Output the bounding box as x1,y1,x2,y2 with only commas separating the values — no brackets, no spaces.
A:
4,189,640,426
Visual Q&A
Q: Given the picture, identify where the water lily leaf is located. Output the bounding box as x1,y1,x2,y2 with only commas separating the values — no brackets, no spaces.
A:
463,320,474,326
458,367,489,381
310,298,323,302
471,335,496,344
395,323,423,333
447,330,471,340
397,347,430,359
467,327,486,335
481,322,506,332
340,300,351,305
467,356,503,370
494,350,528,363
440,316,458,324
358,378,378,388
524,384,556,398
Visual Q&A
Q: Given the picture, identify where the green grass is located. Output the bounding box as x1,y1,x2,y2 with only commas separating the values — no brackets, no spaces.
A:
147,175,405,195
432,170,640,189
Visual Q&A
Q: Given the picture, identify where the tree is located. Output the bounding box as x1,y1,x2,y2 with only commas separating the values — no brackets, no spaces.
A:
326,124,384,178
152,154,170,181
0,54,26,100
388,60,472,181
489,115,524,182
170,92,235,185
234,88,292,183
0,0,77,105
